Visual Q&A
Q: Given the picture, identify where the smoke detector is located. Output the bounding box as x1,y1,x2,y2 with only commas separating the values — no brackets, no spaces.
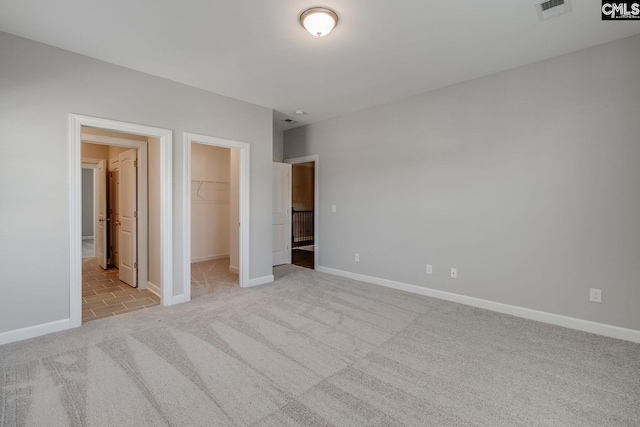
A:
532,0,571,21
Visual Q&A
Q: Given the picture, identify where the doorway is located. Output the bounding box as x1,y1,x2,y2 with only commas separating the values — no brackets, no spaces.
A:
285,155,319,270
70,114,174,329
190,143,239,297
183,132,251,301
81,133,159,321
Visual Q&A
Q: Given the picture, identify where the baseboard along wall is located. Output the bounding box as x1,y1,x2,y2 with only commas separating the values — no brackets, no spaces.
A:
0,319,72,346
7,267,634,346
147,281,161,298
246,275,274,288
316,265,640,344
191,254,230,263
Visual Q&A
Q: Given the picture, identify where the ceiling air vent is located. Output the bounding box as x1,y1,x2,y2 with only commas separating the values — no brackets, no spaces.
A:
282,118,299,125
533,0,571,21
540,0,564,11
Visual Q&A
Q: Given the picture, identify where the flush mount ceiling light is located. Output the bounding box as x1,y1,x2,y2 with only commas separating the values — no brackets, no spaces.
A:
300,7,338,37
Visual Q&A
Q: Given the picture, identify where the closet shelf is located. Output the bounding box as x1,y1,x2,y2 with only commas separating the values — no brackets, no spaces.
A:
192,179,230,204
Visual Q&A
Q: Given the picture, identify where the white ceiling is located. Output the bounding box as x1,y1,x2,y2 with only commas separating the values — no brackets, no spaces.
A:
1,1,638,131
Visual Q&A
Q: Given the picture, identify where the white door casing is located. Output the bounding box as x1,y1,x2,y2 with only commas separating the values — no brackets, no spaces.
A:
183,132,251,298
118,149,137,287
70,114,173,331
272,162,291,266
96,159,108,269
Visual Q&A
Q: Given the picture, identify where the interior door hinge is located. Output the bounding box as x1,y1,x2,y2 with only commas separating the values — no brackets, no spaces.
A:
134,160,137,168
134,211,137,218
134,262,137,269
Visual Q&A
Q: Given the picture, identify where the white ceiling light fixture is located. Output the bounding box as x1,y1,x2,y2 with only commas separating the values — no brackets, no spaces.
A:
300,7,338,37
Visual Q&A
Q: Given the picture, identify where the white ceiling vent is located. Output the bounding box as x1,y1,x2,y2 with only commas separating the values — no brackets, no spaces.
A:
533,0,571,21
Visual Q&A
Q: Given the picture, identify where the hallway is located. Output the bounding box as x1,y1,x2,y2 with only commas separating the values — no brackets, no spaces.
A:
82,258,160,322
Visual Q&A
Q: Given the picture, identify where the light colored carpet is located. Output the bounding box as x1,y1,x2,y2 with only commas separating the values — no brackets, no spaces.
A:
191,258,239,299
1,265,639,426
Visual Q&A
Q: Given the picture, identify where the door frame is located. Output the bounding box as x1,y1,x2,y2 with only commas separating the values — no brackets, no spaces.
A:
82,158,110,268
183,132,250,299
83,138,148,287
284,155,319,270
69,114,173,329
81,162,98,258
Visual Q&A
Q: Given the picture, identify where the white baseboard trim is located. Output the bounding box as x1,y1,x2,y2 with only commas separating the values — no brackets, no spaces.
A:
229,265,239,274
245,275,274,288
82,236,94,240
0,319,72,346
169,294,190,305
191,254,229,263
316,266,640,344
147,281,161,298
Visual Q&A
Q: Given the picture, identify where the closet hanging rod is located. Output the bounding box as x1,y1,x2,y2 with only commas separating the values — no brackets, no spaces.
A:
191,179,230,185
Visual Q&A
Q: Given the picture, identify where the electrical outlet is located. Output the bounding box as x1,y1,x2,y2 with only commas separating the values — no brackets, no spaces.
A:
332,205,337,213
450,268,457,278
355,253,360,262
590,288,602,303
426,264,433,275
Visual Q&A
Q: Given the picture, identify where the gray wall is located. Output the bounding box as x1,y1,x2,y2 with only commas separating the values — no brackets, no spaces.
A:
0,31,273,333
81,168,94,237
273,128,284,162
285,34,640,331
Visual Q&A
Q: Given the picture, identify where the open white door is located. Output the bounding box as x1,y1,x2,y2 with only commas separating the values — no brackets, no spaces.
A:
95,160,108,269
272,162,291,266
118,149,137,287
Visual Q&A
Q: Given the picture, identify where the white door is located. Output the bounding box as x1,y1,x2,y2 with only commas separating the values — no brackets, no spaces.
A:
118,149,137,287
272,162,291,266
95,160,108,269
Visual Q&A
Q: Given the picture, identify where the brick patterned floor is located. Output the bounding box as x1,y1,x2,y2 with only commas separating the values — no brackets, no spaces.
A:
82,258,160,322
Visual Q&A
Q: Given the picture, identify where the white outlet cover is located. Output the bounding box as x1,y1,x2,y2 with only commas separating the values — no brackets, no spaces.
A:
426,264,433,275
451,268,457,278
332,205,336,213
355,253,360,262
